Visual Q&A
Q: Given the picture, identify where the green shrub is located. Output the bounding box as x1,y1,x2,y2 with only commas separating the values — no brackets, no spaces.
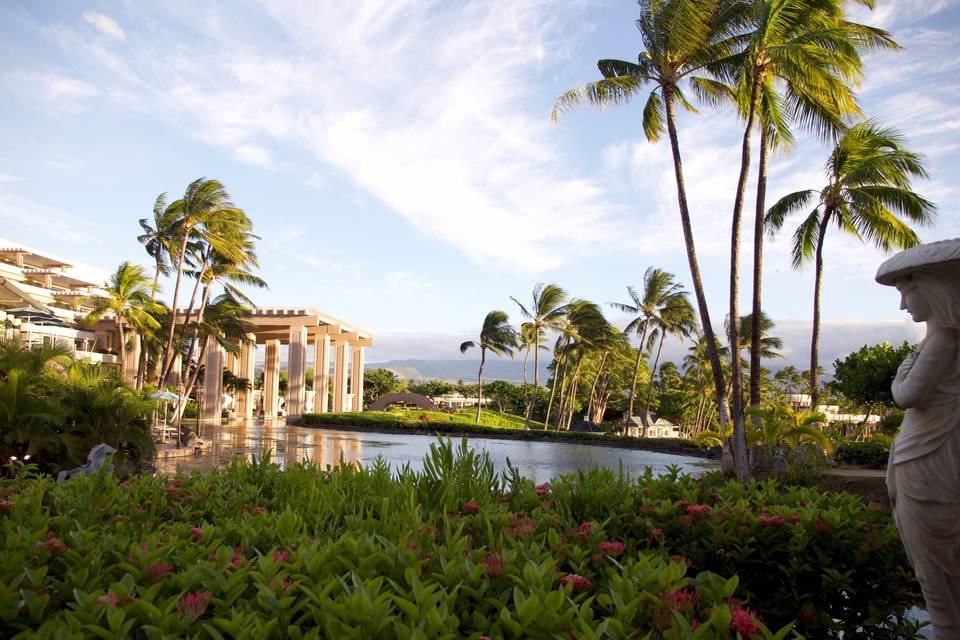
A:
0,440,922,638
833,441,890,469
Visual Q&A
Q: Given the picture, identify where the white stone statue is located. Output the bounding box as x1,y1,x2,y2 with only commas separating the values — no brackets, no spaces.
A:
56,443,117,483
876,238,960,639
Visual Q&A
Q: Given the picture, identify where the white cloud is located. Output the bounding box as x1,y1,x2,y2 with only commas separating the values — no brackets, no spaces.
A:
82,12,126,41
234,144,273,167
39,1,622,273
3,71,99,110
384,271,431,294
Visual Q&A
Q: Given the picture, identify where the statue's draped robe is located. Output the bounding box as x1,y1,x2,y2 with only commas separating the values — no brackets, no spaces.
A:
887,333,960,637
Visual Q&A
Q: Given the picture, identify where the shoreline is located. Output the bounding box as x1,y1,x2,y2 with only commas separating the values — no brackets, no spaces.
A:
291,418,719,460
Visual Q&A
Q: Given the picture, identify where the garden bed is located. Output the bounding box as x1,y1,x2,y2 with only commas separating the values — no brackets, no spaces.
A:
0,439,922,638
297,411,717,459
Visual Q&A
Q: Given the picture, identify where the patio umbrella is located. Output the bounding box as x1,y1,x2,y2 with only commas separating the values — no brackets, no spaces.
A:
149,391,182,442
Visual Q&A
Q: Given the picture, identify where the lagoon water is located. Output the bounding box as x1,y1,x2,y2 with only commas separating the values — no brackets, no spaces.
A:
156,419,717,482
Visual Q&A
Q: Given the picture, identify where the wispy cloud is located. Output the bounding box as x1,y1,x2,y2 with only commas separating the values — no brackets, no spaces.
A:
82,12,126,41
4,71,99,111
384,271,431,294
34,1,621,273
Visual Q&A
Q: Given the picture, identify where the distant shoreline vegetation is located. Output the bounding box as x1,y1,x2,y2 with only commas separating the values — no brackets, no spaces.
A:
295,410,717,459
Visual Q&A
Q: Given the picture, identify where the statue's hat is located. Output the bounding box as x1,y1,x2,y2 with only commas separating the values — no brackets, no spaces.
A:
876,238,960,286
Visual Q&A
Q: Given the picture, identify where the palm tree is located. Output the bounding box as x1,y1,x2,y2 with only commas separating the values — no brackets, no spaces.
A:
550,300,610,430
85,262,162,377
0,338,73,378
137,194,177,300
176,222,264,388
766,120,935,407
641,293,696,433
708,0,895,480
610,268,690,422
158,178,248,385
553,0,741,464
511,283,568,426
459,311,518,423
731,0,898,424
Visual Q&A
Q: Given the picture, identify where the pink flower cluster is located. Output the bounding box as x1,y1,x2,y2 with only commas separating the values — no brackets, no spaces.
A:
191,527,203,542
536,483,550,497
177,591,212,621
730,607,760,638
756,514,786,526
0,500,13,512
147,563,173,582
597,540,624,556
559,573,593,593
686,504,710,517
480,555,504,578
665,587,699,614
40,537,66,553
462,500,480,515
272,550,291,563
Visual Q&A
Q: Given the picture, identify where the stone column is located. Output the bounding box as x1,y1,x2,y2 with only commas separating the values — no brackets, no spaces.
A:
287,325,308,417
202,336,225,421
333,341,348,412
313,334,331,413
123,332,141,385
351,345,365,411
237,335,256,418
264,339,280,418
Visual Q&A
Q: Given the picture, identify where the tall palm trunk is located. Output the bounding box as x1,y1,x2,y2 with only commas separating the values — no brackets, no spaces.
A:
160,232,191,384
179,280,214,387
641,331,668,436
727,78,760,482
663,87,731,446
749,132,769,417
168,257,210,385
544,345,566,430
525,326,541,428
810,211,832,409
475,348,486,423
116,317,127,376
137,255,164,389
627,324,649,424
586,353,608,422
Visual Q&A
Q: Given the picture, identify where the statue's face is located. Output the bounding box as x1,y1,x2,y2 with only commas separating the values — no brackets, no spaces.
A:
899,286,932,323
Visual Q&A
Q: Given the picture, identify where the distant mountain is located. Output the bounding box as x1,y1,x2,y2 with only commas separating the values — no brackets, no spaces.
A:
366,358,549,383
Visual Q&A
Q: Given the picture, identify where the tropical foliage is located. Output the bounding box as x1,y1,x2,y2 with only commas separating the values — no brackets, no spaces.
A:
0,339,154,473
0,440,921,638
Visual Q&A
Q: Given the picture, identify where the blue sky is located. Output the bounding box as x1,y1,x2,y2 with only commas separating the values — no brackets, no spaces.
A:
1,1,957,368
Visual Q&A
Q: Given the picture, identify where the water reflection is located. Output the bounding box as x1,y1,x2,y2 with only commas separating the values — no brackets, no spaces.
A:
156,419,717,482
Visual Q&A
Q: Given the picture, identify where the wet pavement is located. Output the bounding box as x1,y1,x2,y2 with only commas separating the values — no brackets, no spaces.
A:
155,419,717,482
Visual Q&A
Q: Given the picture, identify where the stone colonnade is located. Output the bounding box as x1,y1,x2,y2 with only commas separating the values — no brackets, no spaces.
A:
199,308,373,422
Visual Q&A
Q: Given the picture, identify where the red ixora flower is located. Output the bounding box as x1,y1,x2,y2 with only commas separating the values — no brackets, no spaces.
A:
730,607,761,638
250,506,266,516
756,514,786,526
650,528,665,541
0,500,12,512
40,537,66,553
536,483,550,497
462,500,480,515
272,550,291,562
480,555,504,578
814,518,830,534
686,504,710,517
559,574,593,593
597,540,625,556
191,527,203,542
177,591,212,621
147,563,173,582
98,592,121,606
165,486,178,495
665,587,700,613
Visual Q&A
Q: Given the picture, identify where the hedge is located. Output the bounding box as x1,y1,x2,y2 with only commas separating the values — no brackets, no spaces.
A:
299,412,714,458
832,441,890,469
0,439,922,638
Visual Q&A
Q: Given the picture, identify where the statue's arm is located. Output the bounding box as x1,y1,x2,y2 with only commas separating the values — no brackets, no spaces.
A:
892,332,957,408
